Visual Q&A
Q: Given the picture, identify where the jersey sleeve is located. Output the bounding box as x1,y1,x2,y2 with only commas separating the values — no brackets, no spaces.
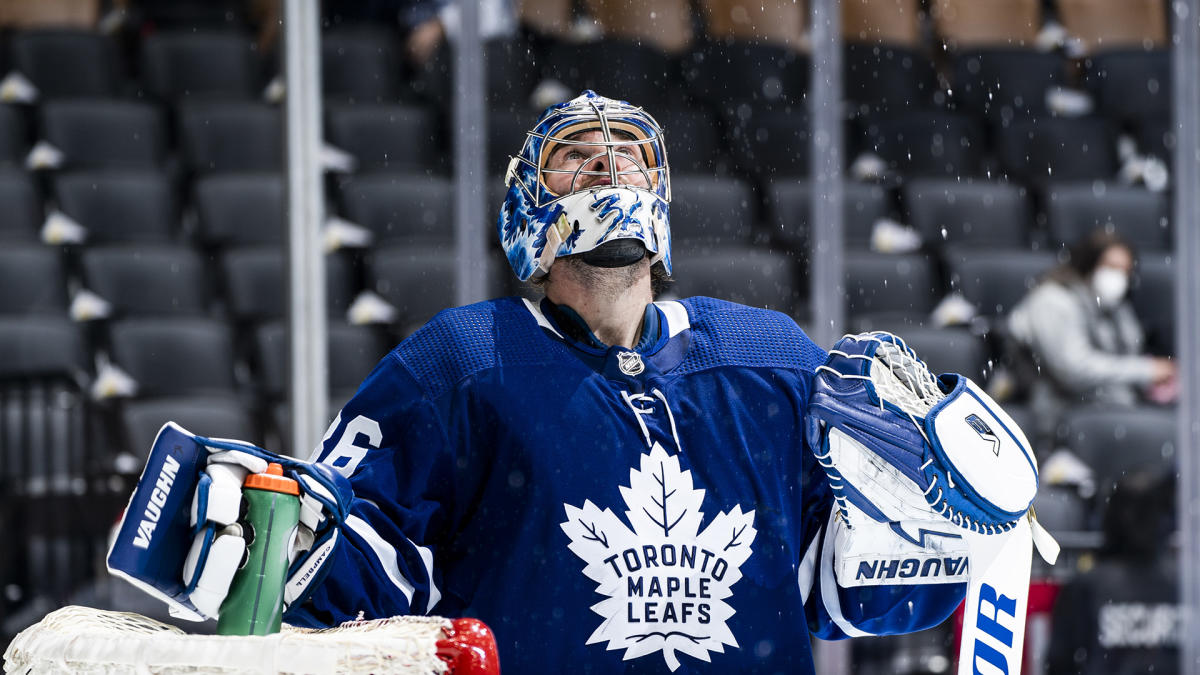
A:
284,350,460,627
793,366,967,640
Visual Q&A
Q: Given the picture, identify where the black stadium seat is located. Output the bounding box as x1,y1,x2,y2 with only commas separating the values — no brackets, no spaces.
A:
1131,252,1175,356
10,30,123,99
845,251,939,325
337,173,454,245
194,173,285,247
844,42,940,116
219,247,357,321
1061,405,1177,493
0,104,29,165
80,245,210,317
178,102,282,173
859,111,986,177
369,244,460,336
765,181,890,251
0,316,86,380
1042,182,1170,251
944,247,1057,317
253,321,388,400
893,326,988,382
994,117,1119,184
322,26,403,104
0,245,68,315
668,175,757,245
655,106,730,176
1081,48,1171,127
0,169,42,242
901,179,1031,248
951,48,1067,121
326,103,442,174
140,30,261,101
667,247,802,317
107,318,238,397
39,100,167,169
53,170,179,244
119,396,260,461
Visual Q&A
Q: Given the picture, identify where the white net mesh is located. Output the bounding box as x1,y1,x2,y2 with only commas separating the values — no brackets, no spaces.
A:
3,606,468,675
868,335,945,419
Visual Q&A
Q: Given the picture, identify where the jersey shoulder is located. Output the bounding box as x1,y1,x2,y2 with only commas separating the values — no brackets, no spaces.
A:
672,296,827,373
392,297,564,399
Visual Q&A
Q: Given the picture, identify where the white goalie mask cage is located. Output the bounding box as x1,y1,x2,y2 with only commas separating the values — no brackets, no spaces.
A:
496,90,673,281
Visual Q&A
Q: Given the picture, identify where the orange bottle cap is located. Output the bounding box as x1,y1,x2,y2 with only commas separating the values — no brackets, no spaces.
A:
243,462,300,495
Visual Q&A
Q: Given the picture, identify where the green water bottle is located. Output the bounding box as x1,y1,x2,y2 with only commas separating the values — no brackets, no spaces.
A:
217,462,300,635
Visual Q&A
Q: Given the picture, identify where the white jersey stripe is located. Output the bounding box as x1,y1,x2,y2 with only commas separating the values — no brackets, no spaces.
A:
653,300,690,337
345,515,415,605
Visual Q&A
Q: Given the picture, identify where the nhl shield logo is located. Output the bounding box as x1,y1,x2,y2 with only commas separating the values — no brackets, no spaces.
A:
617,351,645,376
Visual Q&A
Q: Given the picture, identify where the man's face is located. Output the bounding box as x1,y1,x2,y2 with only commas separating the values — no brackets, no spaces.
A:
541,129,652,196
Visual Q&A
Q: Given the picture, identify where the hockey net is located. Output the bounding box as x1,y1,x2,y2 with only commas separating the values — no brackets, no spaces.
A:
3,606,500,675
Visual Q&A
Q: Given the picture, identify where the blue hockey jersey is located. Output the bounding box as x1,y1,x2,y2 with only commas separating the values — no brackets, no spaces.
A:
285,296,966,673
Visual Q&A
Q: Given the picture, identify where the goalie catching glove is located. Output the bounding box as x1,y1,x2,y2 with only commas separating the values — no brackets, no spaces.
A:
806,332,1058,675
106,422,353,621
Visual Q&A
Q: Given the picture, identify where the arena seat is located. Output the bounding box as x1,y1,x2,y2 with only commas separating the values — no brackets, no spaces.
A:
951,49,1067,121
844,43,940,116
859,110,986,177
668,175,758,245
724,107,812,179
0,104,29,165
10,29,122,98
1061,404,1177,495
845,250,939,325
253,320,388,400
0,245,68,315
53,170,179,243
994,117,1119,184
666,247,802,317
321,25,403,104
1081,48,1171,127
337,173,454,245
80,245,210,317
1042,182,1170,251
901,178,1031,248
107,318,238,397
0,316,86,381
0,169,42,242
369,244,460,336
892,326,988,382
1131,252,1175,357
194,172,285,247
943,246,1057,317
765,180,891,251
119,396,260,461
140,30,262,101
39,100,167,169
178,101,282,173
654,106,730,176
326,102,442,174
219,246,357,321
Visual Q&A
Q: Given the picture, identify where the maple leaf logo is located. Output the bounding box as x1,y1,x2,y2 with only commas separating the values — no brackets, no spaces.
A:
561,443,757,671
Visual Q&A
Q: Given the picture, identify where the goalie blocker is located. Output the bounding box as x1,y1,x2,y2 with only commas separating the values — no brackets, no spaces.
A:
106,422,352,622
806,333,1058,675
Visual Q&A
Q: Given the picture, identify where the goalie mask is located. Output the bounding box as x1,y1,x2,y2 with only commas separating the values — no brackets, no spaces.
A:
497,90,672,281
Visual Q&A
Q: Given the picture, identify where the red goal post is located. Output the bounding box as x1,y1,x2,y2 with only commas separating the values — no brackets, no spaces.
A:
3,606,500,675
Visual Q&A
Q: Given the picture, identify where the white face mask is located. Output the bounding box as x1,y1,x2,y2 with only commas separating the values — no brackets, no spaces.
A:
1092,266,1129,308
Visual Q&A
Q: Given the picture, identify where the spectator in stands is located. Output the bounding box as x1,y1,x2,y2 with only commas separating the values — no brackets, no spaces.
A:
1007,229,1176,444
1046,468,1179,674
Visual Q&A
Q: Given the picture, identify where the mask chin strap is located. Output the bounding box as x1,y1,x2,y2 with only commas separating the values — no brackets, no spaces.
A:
580,239,647,268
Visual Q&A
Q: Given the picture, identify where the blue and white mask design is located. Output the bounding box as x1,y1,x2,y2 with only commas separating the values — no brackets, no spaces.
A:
497,90,672,281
